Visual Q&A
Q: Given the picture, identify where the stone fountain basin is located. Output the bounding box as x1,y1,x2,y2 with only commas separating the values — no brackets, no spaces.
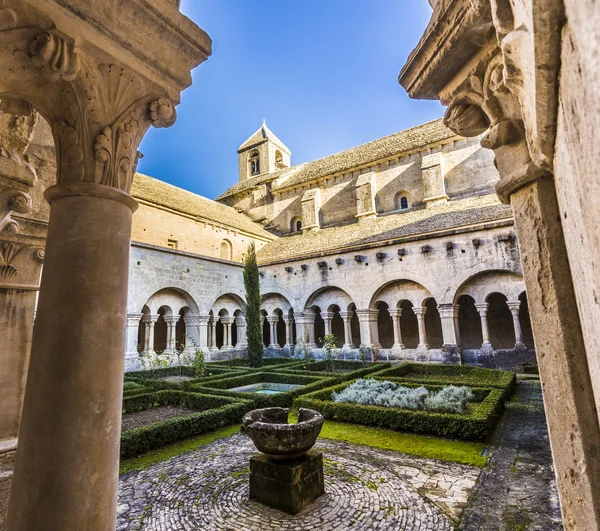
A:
242,407,324,460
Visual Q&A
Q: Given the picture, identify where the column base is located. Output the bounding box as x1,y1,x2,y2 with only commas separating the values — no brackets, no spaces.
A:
249,450,325,515
440,344,462,364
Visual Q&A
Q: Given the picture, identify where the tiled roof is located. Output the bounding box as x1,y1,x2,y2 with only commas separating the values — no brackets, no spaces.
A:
131,173,275,240
218,118,457,200
238,122,291,154
256,194,513,263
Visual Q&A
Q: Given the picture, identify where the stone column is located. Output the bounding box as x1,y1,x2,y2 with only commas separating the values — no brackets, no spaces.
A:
283,317,294,349
221,317,233,350
413,307,429,350
389,309,404,350
235,316,247,349
437,304,460,347
165,316,178,354
355,309,382,350
147,315,159,354
296,311,316,349
267,316,280,349
475,303,492,348
125,313,143,370
210,317,218,351
507,301,525,348
184,314,204,352
321,311,333,337
340,311,354,349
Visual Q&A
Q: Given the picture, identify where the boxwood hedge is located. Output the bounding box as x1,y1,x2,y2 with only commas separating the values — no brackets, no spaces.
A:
294,380,506,441
370,363,516,396
207,357,305,371
120,390,252,458
190,371,337,408
271,361,393,384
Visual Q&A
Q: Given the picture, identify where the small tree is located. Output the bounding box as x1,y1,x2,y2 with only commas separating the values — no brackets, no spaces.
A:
243,242,263,368
322,333,337,372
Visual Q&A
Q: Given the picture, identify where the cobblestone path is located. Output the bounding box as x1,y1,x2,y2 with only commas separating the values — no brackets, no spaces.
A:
458,379,563,530
118,435,479,530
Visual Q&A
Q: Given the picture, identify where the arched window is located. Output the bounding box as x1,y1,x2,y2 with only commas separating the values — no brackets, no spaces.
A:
275,150,283,164
394,192,410,211
220,239,232,261
249,149,260,176
291,217,302,233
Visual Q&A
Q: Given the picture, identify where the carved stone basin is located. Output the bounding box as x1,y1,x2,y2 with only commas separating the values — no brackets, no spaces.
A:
242,407,324,460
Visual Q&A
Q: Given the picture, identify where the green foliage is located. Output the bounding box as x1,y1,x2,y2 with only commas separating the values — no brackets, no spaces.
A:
123,381,142,391
271,360,392,384
138,351,169,377
322,333,337,372
288,412,487,468
295,380,506,441
243,242,263,368
120,391,253,458
184,348,207,378
191,371,337,408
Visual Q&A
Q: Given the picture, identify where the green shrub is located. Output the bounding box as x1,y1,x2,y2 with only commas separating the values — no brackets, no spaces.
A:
271,361,392,383
370,363,516,396
123,385,154,398
294,380,505,441
207,357,301,369
123,381,142,391
244,242,263,368
120,391,253,458
190,371,337,408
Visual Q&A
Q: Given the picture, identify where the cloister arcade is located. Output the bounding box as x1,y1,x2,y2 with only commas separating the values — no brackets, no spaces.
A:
127,270,534,367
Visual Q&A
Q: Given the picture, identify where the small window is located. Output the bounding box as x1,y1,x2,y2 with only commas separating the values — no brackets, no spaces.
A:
400,196,409,209
249,149,260,176
291,217,302,233
220,239,233,260
394,192,410,211
167,239,178,250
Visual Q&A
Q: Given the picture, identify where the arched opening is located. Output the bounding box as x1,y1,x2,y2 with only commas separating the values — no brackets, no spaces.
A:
424,298,443,348
220,239,232,261
519,292,535,349
138,305,150,352
376,301,394,349
249,149,260,176
487,293,515,348
275,149,285,168
154,306,171,352
261,310,270,347
175,308,186,352
275,309,285,347
312,305,325,348
457,295,483,348
348,303,361,347
399,301,419,348
291,216,302,233
329,304,345,348
216,309,229,349
394,191,410,210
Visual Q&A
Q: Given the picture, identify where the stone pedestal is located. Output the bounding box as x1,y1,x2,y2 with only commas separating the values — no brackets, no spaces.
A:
249,450,325,515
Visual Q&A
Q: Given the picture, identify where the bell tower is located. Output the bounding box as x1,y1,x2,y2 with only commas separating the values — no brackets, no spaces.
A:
238,120,291,182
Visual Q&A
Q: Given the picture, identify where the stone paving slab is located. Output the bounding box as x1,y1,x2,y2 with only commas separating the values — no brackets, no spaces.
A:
117,434,479,530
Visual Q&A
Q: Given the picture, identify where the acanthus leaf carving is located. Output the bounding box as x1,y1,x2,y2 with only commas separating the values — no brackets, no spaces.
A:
0,189,31,235
0,241,21,280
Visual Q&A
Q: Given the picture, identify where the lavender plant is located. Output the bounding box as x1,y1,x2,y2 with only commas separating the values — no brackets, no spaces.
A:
332,378,474,414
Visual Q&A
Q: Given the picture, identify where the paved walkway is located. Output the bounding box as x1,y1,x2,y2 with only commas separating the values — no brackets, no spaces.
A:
459,379,563,530
118,436,480,530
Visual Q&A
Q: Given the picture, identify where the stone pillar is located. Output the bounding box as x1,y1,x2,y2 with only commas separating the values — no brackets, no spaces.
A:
507,301,525,348
267,316,280,349
8,182,138,529
125,313,143,370
475,303,492,348
147,314,159,354
355,309,381,350
283,317,294,349
165,316,178,354
235,316,247,349
340,311,354,349
437,304,460,347
321,311,333,337
389,309,404,350
221,317,233,350
296,311,316,349
210,318,218,351
184,314,204,352
413,307,429,350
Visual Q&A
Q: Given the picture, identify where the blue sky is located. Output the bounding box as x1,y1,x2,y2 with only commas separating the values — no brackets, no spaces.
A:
137,1,443,199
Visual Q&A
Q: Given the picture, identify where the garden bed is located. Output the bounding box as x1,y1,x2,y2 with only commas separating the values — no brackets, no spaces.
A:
120,390,253,458
294,380,506,441
207,357,305,371
271,360,392,383
190,371,337,408
370,363,516,397
122,405,201,431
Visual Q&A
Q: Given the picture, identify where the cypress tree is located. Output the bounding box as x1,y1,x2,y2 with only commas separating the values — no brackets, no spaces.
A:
243,242,263,367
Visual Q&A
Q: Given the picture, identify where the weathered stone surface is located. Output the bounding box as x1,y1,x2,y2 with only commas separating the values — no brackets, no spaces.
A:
249,450,325,515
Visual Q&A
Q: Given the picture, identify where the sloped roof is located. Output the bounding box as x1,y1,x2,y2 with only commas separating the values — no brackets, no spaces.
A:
219,118,457,201
238,122,291,154
131,173,274,240
256,194,513,263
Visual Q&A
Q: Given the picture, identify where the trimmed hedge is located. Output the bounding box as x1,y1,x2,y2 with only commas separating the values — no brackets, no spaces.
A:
207,357,303,369
136,371,248,393
190,371,337,408
120,390,253,458
271,361,393,384
124,365,236,381
123,385,155,398
294,380,506,441
370,363,516,396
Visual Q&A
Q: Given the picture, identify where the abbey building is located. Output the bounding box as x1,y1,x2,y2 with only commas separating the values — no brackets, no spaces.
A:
124,118,534,371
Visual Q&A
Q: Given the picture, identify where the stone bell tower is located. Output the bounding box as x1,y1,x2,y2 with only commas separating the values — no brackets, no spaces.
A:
238,120,291,182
